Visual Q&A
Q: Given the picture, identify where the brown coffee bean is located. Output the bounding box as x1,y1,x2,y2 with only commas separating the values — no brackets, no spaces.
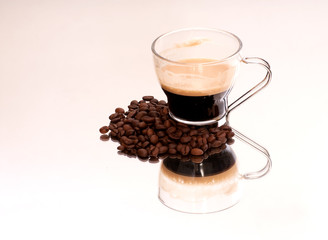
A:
127,110,137,118
115,108,125,114
148,111,160,117
211,140,222,148
137,148,148,158
121,136,133,145
99,126,109,134
123,124,132,131
150,135,159,144
147,128,154,136
208,134,216,143
116,121,124,127
138,135,146,142
138,121,147,129
191,156,203,163
168,148,177,154
150,147,159,157
111,117,121,124
190,139,197,148
159,146,168,154
167,126,176,134
180,145,190,156
142,116,155,123
109,113,118,120
117,145,125,151
227,139,235,145
180,135,191,143
135,111,147,120
227,131,235,138
220,125,232,131
155,124,166,130
150,98,158,104
125,129,135,136
142,141,150,148
168,143,177,149
142,96,154,101
191,148,204,156
100,134,110,141
158,100,167,105
130,100,139,106
157,131,165,137
189,129,198,136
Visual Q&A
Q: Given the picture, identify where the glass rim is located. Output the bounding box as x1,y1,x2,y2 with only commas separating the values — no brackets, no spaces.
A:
151,27,243,65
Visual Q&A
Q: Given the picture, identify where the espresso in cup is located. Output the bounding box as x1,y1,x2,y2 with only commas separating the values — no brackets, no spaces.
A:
159,58,237,122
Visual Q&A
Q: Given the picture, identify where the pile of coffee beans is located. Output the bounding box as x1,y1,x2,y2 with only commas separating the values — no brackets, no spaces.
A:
99,96,235,163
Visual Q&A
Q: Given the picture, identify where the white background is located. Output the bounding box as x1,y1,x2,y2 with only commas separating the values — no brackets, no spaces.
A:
1,0,327,239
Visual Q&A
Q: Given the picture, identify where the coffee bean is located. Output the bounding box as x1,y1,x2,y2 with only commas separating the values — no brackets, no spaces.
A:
150,147,159,157
168,143,177,149
137,148,148,158
127,110,137,118
138,121,147,129
227,131,235,138
115,108,125,114
142,116,155,123
135,111,147,120
167,126,176,134
211,140,222,148
227,139,235,145
157,131,165,137
147,128,154,136
189,129,198,136
168,148,177,154
100,134,110,141
158,100,167,105
180,135,191,143
155,124,166,130
159,146,168,154
148,111,160,117
150,135,159,144
142,96,154,101
130,100,139,106
99,126,109,134
191,148,204,156
117,145,125,151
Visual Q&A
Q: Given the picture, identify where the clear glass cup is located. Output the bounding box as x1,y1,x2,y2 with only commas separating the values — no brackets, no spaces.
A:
152,28,271,126
158,127,272,214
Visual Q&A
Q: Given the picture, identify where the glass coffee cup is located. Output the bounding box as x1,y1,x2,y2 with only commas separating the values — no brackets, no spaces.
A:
152,28,271,126
158,127,271,213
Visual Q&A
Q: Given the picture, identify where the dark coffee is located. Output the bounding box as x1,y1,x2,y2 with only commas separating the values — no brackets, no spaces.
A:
163,88,228,121
163,145,236,177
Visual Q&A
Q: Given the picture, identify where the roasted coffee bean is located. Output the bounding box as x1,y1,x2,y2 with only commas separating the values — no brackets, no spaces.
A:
157,131,165,137
99,126,110,134
180,145,190,156
189,129,198,136
211,140,222,148
142,96,154,101
191,148,204,156
127,110,137,118
227,131,235,138
191,155,203,163
115,108,125,114
159,146,168,154
111,117,121,124
227,139,235,145
109,113,118,120
158,100,167,105
180,135,191,143
155,124,166,130
148,111,160,117
147,128,154,136
150,135,159,144
142,141,150,148
100,134,110,141
130,100,139,106
125,129,135,136
168,143,177,149
168,130,182,140
142,116,155,123
168,148,177,154
138,121,147,129
135,111,147,120
150,147,159,157
137,148,148,158
117,145,125,151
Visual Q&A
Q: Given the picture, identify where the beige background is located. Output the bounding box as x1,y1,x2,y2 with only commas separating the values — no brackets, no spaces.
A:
1,0,327,239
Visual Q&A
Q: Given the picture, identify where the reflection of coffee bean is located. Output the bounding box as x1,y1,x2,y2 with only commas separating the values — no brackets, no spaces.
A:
99,96,235,163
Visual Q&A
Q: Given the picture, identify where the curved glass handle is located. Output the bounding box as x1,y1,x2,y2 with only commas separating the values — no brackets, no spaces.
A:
227,57,272,117
233,128,272,180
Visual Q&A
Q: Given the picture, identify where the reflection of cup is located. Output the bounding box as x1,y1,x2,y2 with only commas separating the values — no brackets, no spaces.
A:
158,128,272,213
152,28,271,126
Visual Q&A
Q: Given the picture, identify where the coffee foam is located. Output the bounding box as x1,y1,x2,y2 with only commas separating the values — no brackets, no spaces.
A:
156,58,238,96
158,162,242,213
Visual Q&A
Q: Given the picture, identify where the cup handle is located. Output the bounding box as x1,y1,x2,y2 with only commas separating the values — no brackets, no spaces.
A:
227,57,272,117
233,128,272,180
